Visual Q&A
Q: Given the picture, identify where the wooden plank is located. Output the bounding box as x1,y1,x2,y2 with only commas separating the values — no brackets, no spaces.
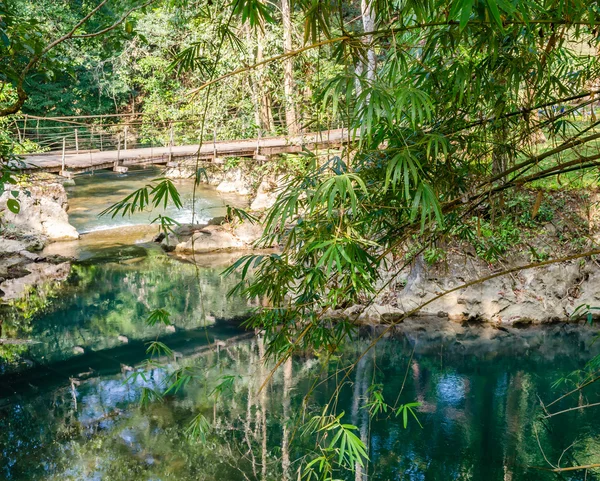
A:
20,129,350,174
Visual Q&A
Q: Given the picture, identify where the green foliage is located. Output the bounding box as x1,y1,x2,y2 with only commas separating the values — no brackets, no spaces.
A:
100,178,182,217
145,308,172,326
185,413,212,442
302,409,369,480
571,304,600,325
395,402,423,429
423,246,446,265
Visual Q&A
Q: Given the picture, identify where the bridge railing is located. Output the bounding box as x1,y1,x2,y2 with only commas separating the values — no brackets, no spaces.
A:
11,113,348,156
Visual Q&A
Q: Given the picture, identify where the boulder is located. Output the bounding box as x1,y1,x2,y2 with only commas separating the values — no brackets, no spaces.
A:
171,220,266,254
250,177,282,211
175,225,244,253
213,167,252,196
0,179,79,241
0,261,71,300
233,221,263,244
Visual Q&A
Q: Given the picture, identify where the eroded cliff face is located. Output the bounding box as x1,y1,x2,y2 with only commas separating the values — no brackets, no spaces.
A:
395,253,599,324
326,252,600,326
0,176,79,241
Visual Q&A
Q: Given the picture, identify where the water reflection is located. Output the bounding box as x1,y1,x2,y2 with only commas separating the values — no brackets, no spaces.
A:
1,331,600,480
0,246,250,373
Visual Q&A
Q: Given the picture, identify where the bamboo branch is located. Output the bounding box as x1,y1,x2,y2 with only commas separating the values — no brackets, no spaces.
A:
543,401,600,419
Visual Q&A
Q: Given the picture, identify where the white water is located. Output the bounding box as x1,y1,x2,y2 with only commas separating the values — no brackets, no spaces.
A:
65,166,248,234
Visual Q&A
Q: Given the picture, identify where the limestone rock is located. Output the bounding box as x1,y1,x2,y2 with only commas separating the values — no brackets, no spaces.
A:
175,225,244,253
0,236,43,254
0,179,79,241
167,219,266,254
215,168,253,196
250,177,281,211
216,179,251,196
391,253,600,325
233,221,263,244
0,261,71,300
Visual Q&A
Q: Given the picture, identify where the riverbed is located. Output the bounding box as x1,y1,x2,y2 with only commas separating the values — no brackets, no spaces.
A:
1,172,600,480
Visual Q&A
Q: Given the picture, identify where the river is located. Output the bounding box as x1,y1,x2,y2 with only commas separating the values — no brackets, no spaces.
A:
1,170,599,480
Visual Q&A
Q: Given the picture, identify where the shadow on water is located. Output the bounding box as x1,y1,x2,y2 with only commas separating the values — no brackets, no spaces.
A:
2,317,600,480
0,245,252,375
2,246,600,480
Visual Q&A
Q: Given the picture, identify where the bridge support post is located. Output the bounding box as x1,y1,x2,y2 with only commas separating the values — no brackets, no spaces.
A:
61,137,66,171
168,124,174,162
75,128,79,154
113,138,128,174
253,128,269,162
59,137,73,178
124,126,128,150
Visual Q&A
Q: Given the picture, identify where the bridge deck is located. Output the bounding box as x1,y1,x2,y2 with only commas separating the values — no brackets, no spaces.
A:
19,129,347,174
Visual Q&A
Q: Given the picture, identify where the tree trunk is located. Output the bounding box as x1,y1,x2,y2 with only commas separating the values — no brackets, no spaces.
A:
356,0,376,100
282,0,299,135
361,0,376,82
256,22,275,133
246,23,275,133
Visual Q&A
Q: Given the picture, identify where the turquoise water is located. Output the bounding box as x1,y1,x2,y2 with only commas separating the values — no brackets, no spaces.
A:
1,247,600,480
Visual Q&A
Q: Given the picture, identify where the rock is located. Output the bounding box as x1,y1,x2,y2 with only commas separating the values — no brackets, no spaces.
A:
216,179,251,196
0,261,71,300
0,178,79,241
170,219,267,254
73,346,85,354
0,236,44,254
391,252,599,325
215,168,253,196
355,304,404,324
165,325,176,333
207,216,226,226
117,335,129,343
175,225,244,253
18,250,40,261
233,221,263,244
250,177,281,211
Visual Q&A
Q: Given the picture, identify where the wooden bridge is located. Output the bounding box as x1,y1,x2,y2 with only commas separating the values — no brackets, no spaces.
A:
18,128,349,176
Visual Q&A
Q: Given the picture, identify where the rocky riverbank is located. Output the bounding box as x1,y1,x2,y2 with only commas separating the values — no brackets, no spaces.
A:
0,234,72,301
327,251,600,326
162,162,600,326
164,158,281,211
0,174,79,241
3,165,599,330
0,174,78,303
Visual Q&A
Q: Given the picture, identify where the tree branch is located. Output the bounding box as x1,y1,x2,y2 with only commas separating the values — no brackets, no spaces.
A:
0,0,153,118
